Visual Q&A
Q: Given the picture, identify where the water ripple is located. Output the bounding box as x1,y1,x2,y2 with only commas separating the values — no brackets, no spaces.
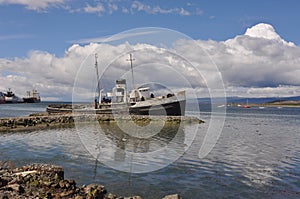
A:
1,106,300,198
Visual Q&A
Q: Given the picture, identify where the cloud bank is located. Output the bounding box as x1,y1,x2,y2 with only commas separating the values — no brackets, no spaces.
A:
1,23,300,101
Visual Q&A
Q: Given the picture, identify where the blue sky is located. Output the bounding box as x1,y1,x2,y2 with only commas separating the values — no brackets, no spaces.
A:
1,0,299,58
0,0,300,101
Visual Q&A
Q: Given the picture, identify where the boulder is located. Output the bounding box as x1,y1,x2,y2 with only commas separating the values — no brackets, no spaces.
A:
162,194,182,199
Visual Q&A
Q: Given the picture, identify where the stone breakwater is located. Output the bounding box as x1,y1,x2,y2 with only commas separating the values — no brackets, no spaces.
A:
0,114,75,133
0,113,204,133
0,161,182,199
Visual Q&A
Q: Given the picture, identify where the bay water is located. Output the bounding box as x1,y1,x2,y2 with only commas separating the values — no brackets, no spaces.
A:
0,102,299,198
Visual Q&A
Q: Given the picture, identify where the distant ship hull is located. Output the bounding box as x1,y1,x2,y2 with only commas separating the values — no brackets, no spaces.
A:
4,96,23,103
23,97,41,103
23,89,41,103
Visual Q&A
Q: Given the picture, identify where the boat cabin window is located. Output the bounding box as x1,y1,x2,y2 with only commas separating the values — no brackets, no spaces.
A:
111,87,127,103
167,93,174,98
102,97,111,103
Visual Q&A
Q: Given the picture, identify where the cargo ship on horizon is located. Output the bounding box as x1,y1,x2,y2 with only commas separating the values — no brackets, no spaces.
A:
0,89,41,104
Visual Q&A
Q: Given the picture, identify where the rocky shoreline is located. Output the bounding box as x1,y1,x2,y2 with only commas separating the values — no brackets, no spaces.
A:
0,113,204,133
0,161,182,199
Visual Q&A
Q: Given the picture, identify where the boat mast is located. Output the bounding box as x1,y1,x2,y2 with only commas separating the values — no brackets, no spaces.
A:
95,53,101,103
126,53,135,90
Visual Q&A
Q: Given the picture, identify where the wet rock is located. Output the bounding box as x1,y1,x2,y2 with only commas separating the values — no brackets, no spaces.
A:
0,161,183,199
6,183,25,194
124,196,143,199
0,177,8,187
0,162,147,199
85,183,107,199
0,164,10,170
162,194,182,199
75,196,84,199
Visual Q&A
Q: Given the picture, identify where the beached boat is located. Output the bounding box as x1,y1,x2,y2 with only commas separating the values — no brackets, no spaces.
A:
47,89,185,116
47,54,186,116
98,79,185,116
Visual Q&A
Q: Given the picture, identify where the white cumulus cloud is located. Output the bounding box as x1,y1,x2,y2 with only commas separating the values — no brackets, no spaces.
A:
219,24,300,88
1,23,300,100
129,1,192,16
83,3,105,15
244,23,295,46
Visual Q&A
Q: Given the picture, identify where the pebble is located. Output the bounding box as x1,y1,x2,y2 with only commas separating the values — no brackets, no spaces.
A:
162,194,182,199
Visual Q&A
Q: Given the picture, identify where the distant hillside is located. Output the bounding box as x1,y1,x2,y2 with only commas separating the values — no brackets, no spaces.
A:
266,100,300,106
196,96,300,104
226,96,300,104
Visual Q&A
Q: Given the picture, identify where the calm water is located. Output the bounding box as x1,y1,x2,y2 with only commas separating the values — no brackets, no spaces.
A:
0,102,70,118
0,103,300,198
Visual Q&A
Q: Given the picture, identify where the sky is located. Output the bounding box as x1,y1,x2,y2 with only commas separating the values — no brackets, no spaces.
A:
0,0,300,101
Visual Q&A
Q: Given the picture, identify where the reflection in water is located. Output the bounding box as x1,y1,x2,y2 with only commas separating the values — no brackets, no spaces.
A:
76,119,199,173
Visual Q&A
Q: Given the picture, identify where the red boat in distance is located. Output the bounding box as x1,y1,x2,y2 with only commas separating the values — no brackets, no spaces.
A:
243,99,251,108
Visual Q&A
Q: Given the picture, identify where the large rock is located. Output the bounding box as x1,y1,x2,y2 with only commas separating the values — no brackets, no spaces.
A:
162,194,182,199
